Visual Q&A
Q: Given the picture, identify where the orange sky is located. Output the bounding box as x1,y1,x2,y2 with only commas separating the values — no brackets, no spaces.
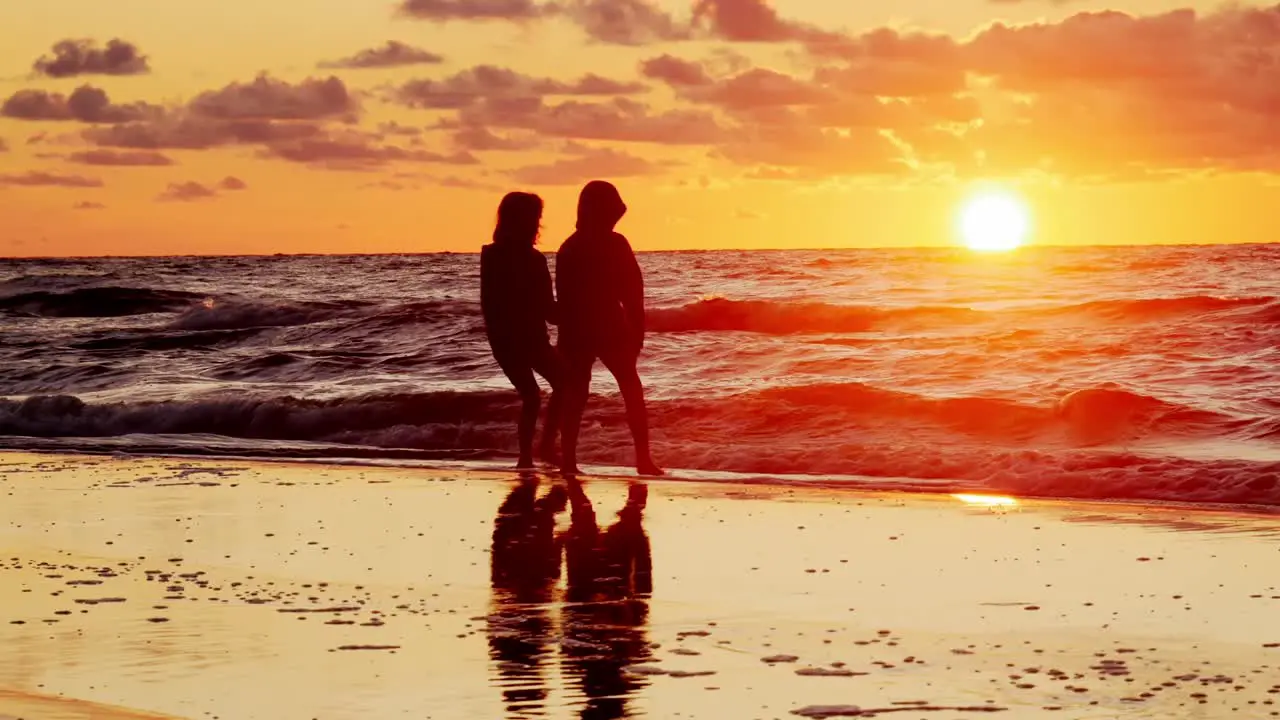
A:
1,0,1276,256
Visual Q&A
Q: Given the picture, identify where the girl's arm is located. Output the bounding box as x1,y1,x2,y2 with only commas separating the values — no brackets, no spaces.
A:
480,248,497,329
615,234,645,349
538,252,559,326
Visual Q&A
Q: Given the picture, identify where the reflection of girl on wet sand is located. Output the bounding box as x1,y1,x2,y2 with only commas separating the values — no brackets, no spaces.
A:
487,476,568,718
559,481,652,720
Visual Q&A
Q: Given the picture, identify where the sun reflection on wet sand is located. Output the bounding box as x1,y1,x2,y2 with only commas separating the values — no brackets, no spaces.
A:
952,493,1020,509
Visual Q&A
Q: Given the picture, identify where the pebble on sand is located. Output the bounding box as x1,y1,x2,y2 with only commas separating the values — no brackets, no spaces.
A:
795,667,865,677
791,705,862,718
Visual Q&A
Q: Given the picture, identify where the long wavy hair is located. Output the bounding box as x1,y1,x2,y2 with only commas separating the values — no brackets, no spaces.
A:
493,192,544,247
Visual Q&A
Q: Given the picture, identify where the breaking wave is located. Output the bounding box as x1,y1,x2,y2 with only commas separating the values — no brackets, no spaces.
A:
0,287,206,318
648,295,1277,335
2,382,1275,505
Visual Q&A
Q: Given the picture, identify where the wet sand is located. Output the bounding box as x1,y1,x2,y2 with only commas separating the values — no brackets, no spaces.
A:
1,452,1279,719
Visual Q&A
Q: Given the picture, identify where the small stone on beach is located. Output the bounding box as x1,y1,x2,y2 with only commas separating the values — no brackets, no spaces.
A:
796,667,864,677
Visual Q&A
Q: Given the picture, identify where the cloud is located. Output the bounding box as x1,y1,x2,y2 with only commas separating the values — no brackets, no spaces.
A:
946,5,1280,177
640,55,714,87
66,149,175,166
84,116,324,150
0,171,104,188
509,143,669,185
154,177,249,202
394,0,857,49
361,179,418,191
438,175,504,190
377,121,424,138
398,0,551,21
645,41,963,179
814,50,967,97
643,44,965,126
808,95,981,132
386,172,506,191
188,74,357,121
261,133,479,170
561,0,690,44
394,65,646,109
398,0,686,44
642,61,953,178
690,0,838,45
319,41,444,69
74,201,107,210
157,181,218,202
687,68,834,110
40,2,1280,184
618,4,1280,180
634,57,959,180
395,0,847,48
965,10,1196,89
456,96,724,144
0,138,7,152
714,108,910,177
72,74,355,152
33,39,150,78
1,86,164,123
452,125,541,151
803,25,962,65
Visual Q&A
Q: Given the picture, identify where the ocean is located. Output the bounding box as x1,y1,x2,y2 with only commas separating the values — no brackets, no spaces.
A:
2,245,1279,506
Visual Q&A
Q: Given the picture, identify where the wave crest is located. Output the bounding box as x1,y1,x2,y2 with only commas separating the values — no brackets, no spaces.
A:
1,386,1276,507
0,382,1240,456
646,295,1277,335
1059,295,1274,321
0,391,518,442
649,298,982,335
172,299,367,331
0,287,205,318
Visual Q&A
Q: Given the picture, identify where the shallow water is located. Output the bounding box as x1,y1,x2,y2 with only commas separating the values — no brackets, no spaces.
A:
2,245,1279,505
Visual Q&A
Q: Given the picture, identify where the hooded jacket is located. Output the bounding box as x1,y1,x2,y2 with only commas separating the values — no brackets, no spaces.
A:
555,182,645,353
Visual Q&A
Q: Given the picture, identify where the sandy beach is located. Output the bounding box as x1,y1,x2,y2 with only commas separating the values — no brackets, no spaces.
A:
1,452,1278,719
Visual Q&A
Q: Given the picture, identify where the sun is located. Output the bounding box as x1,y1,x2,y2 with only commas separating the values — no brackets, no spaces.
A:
958,191,1031,252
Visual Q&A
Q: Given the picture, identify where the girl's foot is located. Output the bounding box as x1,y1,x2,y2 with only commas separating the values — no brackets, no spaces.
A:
636,459,664,477
516,456,535,470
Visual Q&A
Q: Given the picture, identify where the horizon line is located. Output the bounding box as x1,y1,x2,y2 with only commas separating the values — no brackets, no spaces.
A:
1,240,1276,261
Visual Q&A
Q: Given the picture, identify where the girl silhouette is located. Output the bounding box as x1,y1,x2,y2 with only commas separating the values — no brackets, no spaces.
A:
480,192,562,468
556,181,662,477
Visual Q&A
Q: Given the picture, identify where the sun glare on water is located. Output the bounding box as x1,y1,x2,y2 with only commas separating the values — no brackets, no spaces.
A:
958,191,1031,252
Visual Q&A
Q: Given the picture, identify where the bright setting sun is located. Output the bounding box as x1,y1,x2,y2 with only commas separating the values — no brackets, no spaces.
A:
959,191,1031,252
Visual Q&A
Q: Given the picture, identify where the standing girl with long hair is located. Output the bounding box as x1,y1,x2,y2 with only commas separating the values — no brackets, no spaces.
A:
480,192,562,468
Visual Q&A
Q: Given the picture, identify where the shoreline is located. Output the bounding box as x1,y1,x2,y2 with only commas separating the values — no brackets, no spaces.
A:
5,446,1280,517
2,452,1279,719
